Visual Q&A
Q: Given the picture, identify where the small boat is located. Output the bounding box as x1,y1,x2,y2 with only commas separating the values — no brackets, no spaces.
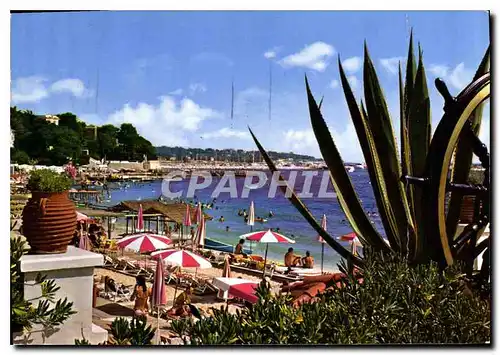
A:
204,238,252,255
345,166,355,173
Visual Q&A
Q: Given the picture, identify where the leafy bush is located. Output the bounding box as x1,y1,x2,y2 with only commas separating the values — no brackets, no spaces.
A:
170,251,490,345
75,317,156,346
26,169,72,193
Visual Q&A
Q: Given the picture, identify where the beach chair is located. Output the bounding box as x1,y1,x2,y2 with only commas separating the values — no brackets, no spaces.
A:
125,260,153,278
103,255,120,268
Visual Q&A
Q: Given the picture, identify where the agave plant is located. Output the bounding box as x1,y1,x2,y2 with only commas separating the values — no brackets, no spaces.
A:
249,32,490,270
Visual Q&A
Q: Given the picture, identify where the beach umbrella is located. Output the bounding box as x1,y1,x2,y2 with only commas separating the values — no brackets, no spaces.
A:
150,259,167,344
317,214,327,273
77,211,89,223
247,201,255,252
194,202,203,225
241,229,295,279
117,233,173,253
117,233,173,268
182,204,192,246
217,255,233,299
151,249,212,269
78,232,90,251
338,232,357,242
213,277,259,304
193,215,206,250
152,249,212,308
136,204,144,232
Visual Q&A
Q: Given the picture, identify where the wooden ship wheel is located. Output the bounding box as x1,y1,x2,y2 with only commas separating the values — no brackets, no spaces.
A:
407,73,490,277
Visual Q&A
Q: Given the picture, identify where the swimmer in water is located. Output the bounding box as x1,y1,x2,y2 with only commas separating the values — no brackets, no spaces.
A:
226,226,230,232
219,216,225,223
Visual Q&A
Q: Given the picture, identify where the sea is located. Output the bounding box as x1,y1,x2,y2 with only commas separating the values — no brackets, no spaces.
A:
102,169,383,271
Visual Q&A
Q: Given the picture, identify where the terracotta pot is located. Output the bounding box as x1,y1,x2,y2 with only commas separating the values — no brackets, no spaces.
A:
22,191,77,254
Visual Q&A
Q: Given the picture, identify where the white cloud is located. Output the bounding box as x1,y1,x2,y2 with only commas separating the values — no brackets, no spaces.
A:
201,127,249,140
106,95,221,146
189,83,207,95
11,76,49,103
342,56,362,74
329,79,339,89
282,123,361,161
429,64,449,78
280,42,335,72
380,56,405,75
169,88,183,96
11,76,92,103
50,78,92,98
264,50,277,59
428,62,474,91
347,76,359,89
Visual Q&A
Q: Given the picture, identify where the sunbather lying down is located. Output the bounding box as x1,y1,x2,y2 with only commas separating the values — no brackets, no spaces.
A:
281,270,364,308
167,287,193,318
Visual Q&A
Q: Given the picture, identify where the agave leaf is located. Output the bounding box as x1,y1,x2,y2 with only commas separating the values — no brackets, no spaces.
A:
337,58,393,253
318,95,324,110
404,30,417,122
446,46,490,241
248,127,364,266
399,62,417,258
406,45,431,259
363,43,415,255
305,75,388,252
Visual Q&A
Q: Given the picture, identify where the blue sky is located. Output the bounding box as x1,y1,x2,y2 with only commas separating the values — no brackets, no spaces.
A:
11,11,490,162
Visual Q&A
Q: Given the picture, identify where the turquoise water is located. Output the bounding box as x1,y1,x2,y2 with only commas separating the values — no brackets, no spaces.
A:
104,170,382,271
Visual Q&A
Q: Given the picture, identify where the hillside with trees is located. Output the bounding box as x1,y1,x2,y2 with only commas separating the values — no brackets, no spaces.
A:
155,146,318,162
10,107,157,166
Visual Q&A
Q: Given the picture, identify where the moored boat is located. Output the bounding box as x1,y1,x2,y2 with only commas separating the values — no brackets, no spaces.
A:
204,237,252,255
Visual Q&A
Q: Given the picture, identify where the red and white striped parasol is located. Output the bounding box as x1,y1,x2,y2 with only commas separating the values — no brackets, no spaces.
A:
77,211,89,223
194,202,203,225
183,204,192,227
117,233,172,253
317,214,327,273
241,229,295,244
241,229,295,279
338,232,357,242
136,204,144,231
217,255,233,299
213,277,259,304
317,214,327,243
193,215,206,249
78,232,90,251
151,249,212,269
150,259,167,344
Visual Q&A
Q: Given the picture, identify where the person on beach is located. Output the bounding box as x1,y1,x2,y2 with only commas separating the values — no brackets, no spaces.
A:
285,248,302,268
302,251,314,269
168,287,193,318
190,227,195,239
234,239,248,258
130,275,152,320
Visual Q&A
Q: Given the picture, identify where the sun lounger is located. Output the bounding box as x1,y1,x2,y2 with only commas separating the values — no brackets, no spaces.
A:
274,266,323,277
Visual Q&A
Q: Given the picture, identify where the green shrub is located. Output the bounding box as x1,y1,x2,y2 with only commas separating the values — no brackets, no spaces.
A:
171,251,490,345
26,169,72,193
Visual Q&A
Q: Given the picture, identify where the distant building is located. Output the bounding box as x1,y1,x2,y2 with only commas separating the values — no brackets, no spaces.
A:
143,160,161,170
37,114,60,125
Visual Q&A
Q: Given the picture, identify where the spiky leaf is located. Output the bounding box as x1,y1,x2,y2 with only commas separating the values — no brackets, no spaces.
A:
363,43,415,255
248,127,363,267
